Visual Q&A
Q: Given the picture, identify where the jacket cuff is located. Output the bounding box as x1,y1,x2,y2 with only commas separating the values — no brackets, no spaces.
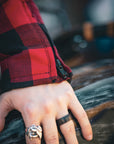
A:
0,48,72,94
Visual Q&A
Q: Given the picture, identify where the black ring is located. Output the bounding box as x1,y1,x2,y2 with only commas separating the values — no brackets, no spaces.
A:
56,114,71,126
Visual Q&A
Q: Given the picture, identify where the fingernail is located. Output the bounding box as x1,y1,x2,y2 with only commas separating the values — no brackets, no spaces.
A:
87,135,93,140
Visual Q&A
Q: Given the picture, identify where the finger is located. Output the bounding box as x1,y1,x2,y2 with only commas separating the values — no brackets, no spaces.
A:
21,104,42,144
0,95,13,131
42,116,59,144
68,95,93,141
57,112,78,144
25,133,41,144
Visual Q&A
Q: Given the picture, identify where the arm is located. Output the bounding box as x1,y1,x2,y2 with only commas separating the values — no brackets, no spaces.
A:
0,0,72,94
0,0,93,144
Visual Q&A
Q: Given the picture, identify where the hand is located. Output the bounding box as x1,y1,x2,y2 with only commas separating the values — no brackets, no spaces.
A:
0,81,93,144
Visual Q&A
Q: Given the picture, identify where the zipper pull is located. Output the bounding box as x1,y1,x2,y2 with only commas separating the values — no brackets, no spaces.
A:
56,59,68,79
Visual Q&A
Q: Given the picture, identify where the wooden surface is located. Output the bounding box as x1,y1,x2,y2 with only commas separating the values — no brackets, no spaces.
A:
0,59,114,144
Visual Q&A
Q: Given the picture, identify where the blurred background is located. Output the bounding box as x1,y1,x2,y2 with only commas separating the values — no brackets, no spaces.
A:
34,0,114,67
0,1,114,144
34,1,114,144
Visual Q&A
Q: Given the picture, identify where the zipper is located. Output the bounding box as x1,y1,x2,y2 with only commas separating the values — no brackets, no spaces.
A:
38,24,69,79
56,58,68,79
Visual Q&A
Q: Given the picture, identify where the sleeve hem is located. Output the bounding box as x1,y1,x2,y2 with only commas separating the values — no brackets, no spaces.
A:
0,74,71,94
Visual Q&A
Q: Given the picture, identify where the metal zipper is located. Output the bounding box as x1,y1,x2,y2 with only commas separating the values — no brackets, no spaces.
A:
56,58,68,79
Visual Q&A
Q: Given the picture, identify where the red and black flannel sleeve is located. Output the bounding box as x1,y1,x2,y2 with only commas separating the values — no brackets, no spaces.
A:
0,0,72,94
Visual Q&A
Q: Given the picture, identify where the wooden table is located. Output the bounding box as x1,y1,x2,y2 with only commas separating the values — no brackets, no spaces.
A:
0,59,114,144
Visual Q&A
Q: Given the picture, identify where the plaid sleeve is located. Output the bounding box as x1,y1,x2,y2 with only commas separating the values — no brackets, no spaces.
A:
0,0,8,5
0,0,72,94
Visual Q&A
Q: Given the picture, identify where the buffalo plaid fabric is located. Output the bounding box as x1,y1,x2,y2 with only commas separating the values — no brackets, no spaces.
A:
0,0,72,94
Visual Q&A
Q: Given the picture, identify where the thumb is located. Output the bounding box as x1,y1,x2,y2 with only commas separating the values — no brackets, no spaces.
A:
0,94,13,132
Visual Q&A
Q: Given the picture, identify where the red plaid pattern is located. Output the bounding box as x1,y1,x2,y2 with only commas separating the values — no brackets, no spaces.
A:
0,0,72,94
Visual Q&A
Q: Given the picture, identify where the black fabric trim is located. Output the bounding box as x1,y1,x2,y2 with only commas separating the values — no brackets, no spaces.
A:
38,24,55,53
0,69,33,94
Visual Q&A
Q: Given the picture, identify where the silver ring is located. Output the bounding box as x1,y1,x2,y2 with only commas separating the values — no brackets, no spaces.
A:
25,124,42,139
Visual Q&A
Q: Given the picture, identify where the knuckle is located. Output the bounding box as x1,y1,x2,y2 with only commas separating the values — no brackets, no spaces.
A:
66,90,73,99
56,96,63,106
67,123,75,134
85,123,91,129
62,121,74,135
46,135,58,143
43,101,53,114
0,96,12,115
80,111,87,119
24,103,37,117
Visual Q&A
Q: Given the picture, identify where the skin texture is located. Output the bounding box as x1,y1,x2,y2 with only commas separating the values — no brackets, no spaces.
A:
0,81,93,144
